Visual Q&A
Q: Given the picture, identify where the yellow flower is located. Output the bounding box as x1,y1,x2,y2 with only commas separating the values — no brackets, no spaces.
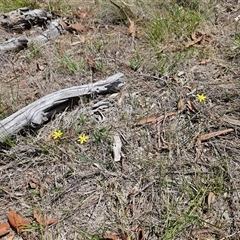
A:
78,134,89,144
52,130,63,140
197,94,207,102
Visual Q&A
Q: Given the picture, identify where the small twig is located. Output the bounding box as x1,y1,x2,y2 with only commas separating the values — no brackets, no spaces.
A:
139,73,166,81
133,181,155,197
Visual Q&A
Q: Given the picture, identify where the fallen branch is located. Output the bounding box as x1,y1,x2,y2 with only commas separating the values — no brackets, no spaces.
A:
0,73,124,142
0,20,65,52
0,8,65,52
0,8,52,31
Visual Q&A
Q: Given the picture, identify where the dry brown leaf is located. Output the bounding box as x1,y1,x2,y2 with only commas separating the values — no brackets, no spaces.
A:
0,222,10,237
75,9,90,19
29,181,37,189
6,235,15,240
138,228,145,240
39,183,44,198
86,54,95,66
8,211,30,235
103,234,119,240
196,128,234,145
187,100,198,113
221,116,240,126
33,210,58,226
120,232,127,240
28,177,44,197
8,211,24,230
6,235,14,240
207,192,216,207
58,20,68,31
128,20,135,35
0,105,8,114
185,35,203,48
69,24,88,33
135,112,177,126
177,99,185,113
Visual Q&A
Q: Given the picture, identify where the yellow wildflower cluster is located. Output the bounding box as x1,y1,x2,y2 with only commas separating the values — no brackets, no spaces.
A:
78,134,89,144
52,130,63,140
52,130,88,144
197,94,207,102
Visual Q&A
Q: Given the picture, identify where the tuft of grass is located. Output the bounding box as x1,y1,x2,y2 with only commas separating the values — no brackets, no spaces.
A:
44,0,72,15
0,0,39,12
162,180,205,239
56,52,78,74
25,42,43,62
129,50,143,71
10,85,19,105
0,94,8,120
76,114,89,134
3,137,16,148
146,3,202,46
227,33,240,59
138,0,214,74
93,127,111,145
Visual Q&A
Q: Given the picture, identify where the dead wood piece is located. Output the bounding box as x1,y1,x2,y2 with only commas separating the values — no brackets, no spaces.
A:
30,20,65,44
0,8,52,32
0,73,124,143
0,8,65,52
0,36,28,52
0,20,65,52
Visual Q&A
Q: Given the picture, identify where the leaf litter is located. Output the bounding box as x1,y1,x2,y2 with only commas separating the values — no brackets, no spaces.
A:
196,128,234,146
8,211,31,237
0,222,10,237
75,9,90,19
33,209,58,226
0,210,58,238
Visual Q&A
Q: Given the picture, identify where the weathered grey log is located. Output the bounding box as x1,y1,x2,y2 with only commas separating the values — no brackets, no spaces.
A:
30,20,65,44
0,20,65,52
0,73,124,142
0,8,52,32
0,36,28,52
0,8,65,52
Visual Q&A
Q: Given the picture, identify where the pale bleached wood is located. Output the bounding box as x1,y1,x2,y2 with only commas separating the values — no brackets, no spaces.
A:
0,20,65,52
0,8,51,32
0,8,65,52
0,73,124,142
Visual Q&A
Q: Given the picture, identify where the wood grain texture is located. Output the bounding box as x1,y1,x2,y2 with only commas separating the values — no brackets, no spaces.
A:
0,73,124,142
0,8,65,52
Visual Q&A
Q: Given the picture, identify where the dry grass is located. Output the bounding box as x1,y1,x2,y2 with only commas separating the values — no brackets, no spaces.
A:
0,0,240,239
